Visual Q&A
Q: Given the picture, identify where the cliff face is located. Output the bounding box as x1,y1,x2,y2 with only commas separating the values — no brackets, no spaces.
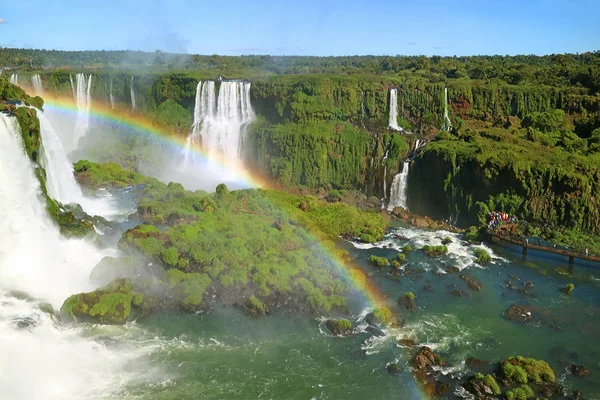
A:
409,141,600,232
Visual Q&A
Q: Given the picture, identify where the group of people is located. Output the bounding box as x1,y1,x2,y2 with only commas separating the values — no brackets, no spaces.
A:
487,211,517,230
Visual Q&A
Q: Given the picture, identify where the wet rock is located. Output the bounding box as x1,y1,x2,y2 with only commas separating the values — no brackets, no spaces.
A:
466,357,490,367
410,216,431,229
504,304,534,323
365,325,386,337
412,346,444,370
423,285,433,292
13,317,38,329
524,281,534,289
325,319,353,336
539,382,563,397
446,266,461,274
391,206,409,220
464,376,498,399
398,338,418,347
509,274,521,281
571,390,583,400
399,294,416,311
435,382,451,396
387,362,402,375
460,274,482,291
451,289,468,297
571,364,590,377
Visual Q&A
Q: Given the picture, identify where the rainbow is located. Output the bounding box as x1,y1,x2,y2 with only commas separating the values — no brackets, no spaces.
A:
42,94,393,310
41,91,427,398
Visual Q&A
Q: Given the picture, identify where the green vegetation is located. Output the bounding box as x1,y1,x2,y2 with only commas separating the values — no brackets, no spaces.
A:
482,374,501,396
402,244,412,253
501,356,556,384
369,255,390,268
325,318,353,335
371,307,392,325
465,226,481,242
404,292,415,300
505,385,535,400
564,283,575,294
60,278,139,324
74,160,159,189
422,245,448,257
441,237,452,245
396,253,406,263
474,248,492,265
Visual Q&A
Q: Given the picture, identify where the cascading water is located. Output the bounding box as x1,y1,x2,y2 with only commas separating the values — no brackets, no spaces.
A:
183,80,254,173
73,73,92,149
69,74,76,100
388,88,403,131
38,112,119,218
31,74,43,96
130,76,136,112
109,78,115,109
9,73,18,86
387,161,410,211
0,112,145,398
441,87,452,131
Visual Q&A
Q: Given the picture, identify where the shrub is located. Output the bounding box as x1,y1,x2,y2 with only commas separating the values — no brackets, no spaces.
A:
396,253,406,263
369,255,390,268
327,189,342,202
474,248,492,265
423,245,448,256
441,237,452,245
564,283,575,294
465,226,480,242
326,318,352,335
404,292,415,300
506,384,534,400
482,374,501,395
402,244,412,253
372,307,392,325
391,260,401,269
474,373,484,380
162,247,179,266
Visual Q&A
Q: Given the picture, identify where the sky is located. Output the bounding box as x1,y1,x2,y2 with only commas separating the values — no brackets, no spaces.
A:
0,0,598,56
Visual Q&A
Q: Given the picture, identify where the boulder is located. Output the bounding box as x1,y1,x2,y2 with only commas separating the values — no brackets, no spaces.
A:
387,363,402,375
423,285,433,292
398,338,418,347
412,346,444,370
325,318,353,336
504,304,535,324
460,274,482,291
60,278,140,325
571,364,590,377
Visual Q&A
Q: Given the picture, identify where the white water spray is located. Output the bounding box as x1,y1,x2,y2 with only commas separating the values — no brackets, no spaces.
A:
387,161,410,211
130,76,136,112
183,80,254,173
389,88,403,131
69,74,76,100
109,78,115,109
9,73,18,86
73,73,93,149
31,74,44,96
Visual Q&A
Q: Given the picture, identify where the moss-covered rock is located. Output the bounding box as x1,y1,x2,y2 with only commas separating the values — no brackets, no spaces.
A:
501,356,556,384
422,245,448,257
325,318,353,335
60,278,140,324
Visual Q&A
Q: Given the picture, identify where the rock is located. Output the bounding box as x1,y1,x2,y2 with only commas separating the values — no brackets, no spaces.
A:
451,289,468,297
460,274,482,291
244,295,267,317
464,377,497,399
571,364,590,377
398,338,418,347
60,278,139,325
325,319,353,336
387,363,402,375
509,274,521,281
571,390,583,400
411,216,430,229
423,285,433,292
435,382,451,396
392,206,409,220
504,304,534,324
398,295,416,311
466,357,489,367
446,266,461,274
412,346,444,370
539,382,563,397
524,281,534,289
365,325,386,337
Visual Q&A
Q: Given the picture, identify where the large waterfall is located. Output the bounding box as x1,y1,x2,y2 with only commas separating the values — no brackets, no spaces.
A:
130,76,136,112
31,74,43,96
72,73,93,149
387,161,410,211
9,73,18,86
183,80,254,172
389,88,403,131
0,112,142,398
38,113,117,218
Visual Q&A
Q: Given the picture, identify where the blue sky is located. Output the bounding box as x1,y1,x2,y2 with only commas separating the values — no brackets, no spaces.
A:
0,0,598,56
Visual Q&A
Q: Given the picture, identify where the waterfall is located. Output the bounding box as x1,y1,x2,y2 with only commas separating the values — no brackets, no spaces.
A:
130,76,136,111
387,162,410,211
9,73,18,86
69,74,76,100
442,87,452,131
73,73,92,148
0,112,141,398
38,113,117,218
389,88,403,131
31,74,43,96
183,80,254,172
109,78,115,109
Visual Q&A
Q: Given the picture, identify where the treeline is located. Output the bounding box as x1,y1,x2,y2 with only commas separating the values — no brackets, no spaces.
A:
1,48,599,94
